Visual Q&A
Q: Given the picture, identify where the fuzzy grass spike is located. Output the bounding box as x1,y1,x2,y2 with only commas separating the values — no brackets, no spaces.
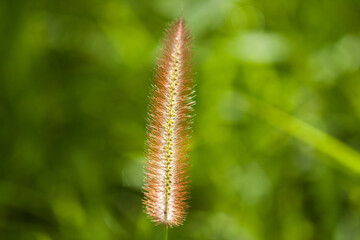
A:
143,17,194,227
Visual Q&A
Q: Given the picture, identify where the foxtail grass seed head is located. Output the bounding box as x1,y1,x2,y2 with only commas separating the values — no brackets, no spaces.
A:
143,18,194,227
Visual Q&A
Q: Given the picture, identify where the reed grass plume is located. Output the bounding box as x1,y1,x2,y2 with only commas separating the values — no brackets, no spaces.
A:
143,17,194,227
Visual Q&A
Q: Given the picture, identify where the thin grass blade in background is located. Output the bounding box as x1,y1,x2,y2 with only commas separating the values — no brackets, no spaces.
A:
240,92,360,175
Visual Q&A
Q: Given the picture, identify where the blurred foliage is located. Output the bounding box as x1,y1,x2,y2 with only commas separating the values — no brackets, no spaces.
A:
1,0,360,239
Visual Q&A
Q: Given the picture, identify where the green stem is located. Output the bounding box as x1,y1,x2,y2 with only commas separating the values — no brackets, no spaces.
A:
164,225,168,240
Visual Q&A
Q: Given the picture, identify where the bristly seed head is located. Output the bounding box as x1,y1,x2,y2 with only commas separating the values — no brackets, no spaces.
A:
143,17,194,227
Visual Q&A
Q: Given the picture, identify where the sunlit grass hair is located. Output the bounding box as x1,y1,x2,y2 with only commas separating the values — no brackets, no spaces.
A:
143,17,195,227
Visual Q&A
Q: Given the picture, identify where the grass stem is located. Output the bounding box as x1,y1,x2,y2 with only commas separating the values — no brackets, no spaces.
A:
164,225,168,240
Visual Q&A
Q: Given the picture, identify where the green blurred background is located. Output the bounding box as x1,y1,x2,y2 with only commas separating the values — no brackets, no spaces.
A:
1,0,360,239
